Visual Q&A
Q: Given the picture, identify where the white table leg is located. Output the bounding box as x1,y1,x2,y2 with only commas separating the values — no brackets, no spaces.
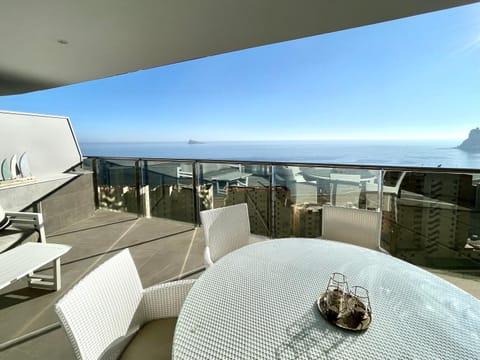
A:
28,258,62,291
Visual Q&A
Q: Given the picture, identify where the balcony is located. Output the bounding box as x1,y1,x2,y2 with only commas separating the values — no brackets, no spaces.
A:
85,157,480,268
1,157,479,359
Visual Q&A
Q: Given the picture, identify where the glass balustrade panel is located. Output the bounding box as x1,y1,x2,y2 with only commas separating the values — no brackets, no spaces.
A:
95,159,139,214
383,170,480,270
199,161,272,237
84,157,480,273
272,166,381,238
144,160,195,223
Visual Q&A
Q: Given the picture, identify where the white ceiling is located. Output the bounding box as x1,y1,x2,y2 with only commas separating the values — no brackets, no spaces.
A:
0,0,477,95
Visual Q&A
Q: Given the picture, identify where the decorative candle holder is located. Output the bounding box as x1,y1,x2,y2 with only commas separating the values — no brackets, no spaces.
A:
324,272,349,321
317,273,372,331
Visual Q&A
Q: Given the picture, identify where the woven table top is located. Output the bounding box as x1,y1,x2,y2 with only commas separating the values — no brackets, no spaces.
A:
173,238,480,359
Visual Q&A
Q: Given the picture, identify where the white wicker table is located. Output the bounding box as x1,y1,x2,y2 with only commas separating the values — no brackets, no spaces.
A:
0,242,71,291
173,238,480,359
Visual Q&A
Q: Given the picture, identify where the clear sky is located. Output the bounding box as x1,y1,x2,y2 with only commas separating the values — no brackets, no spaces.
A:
1,3,480,143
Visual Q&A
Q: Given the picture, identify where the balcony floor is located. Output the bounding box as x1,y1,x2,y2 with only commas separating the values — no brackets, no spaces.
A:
1,209,479,359
1,209,205,359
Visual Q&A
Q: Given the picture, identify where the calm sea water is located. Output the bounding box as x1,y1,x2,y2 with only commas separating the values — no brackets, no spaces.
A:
80,140,480,169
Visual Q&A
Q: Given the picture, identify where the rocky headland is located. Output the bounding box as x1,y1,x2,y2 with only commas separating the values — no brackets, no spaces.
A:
457,128,480,152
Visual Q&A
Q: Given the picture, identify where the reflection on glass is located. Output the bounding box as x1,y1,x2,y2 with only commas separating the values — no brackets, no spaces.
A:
84,156,480,275
97,159,138,214
147,161,195,222
207,162,272,236
383,171,476,269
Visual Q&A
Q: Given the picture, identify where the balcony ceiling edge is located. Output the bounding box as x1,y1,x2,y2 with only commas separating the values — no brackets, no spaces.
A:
0,0,477,95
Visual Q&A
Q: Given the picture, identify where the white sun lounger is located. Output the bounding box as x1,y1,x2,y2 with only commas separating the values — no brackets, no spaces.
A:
0,242,71,291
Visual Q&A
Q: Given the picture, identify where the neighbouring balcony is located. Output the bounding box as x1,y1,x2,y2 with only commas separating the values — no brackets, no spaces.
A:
1,156,479,359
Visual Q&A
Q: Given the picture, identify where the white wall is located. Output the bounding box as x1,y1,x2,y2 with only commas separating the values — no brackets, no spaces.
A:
0,110,82,178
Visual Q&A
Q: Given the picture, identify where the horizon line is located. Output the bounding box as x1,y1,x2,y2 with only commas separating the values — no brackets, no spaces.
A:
79,137,464,144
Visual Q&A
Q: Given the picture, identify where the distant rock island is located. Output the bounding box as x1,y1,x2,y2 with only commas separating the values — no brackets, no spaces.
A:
188,139,204,144
457,128,480,152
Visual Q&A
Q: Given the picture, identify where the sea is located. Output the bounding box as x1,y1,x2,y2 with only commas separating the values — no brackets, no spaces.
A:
79,140,480,170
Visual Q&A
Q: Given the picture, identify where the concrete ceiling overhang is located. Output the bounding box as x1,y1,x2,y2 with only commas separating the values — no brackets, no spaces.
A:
0,0,477,95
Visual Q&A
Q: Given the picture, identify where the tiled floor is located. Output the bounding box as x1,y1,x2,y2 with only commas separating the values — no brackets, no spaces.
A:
0,210,205,359
1,209,478,359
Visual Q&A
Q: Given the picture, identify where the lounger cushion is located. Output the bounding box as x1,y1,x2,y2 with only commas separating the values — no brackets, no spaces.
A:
120,317,177,360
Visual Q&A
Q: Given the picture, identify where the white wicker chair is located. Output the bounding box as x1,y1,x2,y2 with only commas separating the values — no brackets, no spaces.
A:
366,171,407,220
200,203,265,267
55,249,195,360
322,205,383,251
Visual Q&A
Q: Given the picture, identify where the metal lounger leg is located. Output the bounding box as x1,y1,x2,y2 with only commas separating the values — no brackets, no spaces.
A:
28,258,62,291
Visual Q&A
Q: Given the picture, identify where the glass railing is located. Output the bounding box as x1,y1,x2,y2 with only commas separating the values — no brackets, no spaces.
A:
83,157,480,271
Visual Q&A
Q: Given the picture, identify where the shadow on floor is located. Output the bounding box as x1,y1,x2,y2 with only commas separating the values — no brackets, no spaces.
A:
0,288,53,309
0,209,205,359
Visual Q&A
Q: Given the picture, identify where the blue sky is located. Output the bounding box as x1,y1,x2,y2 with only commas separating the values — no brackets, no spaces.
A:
1,3,480,143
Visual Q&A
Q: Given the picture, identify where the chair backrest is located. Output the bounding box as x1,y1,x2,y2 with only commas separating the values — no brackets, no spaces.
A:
200,203,251,265
322,205,381,250
390,171,407,194
55,249,143,360
329,173,361,208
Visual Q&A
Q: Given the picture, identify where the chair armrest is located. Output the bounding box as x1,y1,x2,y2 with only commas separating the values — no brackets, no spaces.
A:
204,246,214,267
139,279,196,322
98,325,140,360
5,211,46,243
248,234,269,244
378,246,391,255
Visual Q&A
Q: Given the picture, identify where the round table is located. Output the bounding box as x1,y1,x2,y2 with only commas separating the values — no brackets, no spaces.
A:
173,238,480,359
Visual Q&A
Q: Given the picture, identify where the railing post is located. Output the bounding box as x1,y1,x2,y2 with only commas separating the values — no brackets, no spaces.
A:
378,169,384,213
377,169,384,247
134,159,143,217
142,160,151,218
91,158,100,209
192,161,201,226
269,164,274,238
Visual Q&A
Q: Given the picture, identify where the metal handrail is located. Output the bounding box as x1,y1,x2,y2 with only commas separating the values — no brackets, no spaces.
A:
82,155,480,175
